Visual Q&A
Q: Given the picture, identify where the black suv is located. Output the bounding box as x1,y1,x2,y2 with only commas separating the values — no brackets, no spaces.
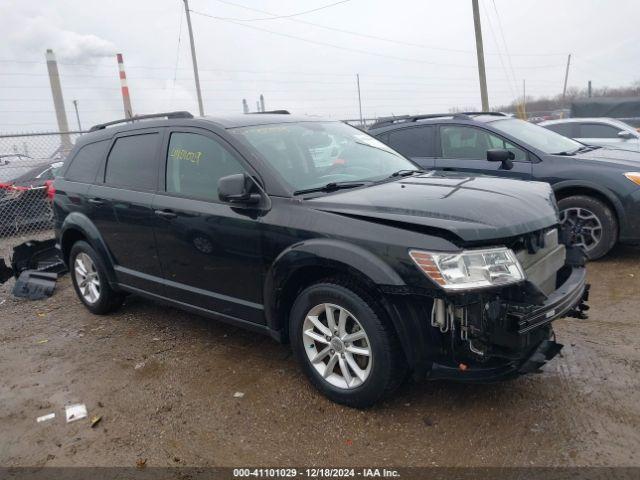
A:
54,111,588,407
369,112,640,259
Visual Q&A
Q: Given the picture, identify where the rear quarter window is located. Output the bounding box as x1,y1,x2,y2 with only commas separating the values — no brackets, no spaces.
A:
64,140,110,183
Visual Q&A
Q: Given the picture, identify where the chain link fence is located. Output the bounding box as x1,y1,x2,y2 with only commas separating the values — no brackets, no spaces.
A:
0,131,85,260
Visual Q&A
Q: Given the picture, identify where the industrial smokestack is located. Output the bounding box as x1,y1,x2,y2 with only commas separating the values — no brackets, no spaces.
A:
242,99,249,114
45,49,71,149
116,53,133,118
260,94,265,113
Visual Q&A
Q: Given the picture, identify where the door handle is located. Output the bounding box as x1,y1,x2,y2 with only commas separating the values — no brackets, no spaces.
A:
88,198,104,205
154,209,177,219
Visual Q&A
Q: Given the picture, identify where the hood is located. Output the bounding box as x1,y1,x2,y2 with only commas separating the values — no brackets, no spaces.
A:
574,147,640,168
307,172,558,242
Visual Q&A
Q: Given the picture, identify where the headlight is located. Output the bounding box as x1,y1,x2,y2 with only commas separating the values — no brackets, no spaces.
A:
409,247,525,291
624,172,640,186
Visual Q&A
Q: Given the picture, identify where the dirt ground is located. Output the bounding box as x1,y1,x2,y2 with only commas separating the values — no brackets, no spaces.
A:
1,245,639,468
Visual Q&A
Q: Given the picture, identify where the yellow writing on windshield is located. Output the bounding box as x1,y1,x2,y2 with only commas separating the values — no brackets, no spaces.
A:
170,148,203,165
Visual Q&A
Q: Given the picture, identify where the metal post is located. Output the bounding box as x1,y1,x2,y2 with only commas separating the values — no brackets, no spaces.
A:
522,79,526,119
471,0,489,111
260,94,265,112
72,100,82,131
356,74,364,127
183,0,204,116
562,54,572,102
116,54,133,118
45,49,71,149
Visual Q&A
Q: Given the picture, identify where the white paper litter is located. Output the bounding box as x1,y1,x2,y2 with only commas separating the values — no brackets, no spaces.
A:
36,413,55,423
233,392,245,398
65,404,88,423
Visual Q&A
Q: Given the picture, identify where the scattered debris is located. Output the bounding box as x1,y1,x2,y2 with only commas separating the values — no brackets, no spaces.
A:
134,362,145,370
90,415,102,428
135,458,147,469
12,271,58,300
233,391,245,398
65,404,88,423
36,413,55,423
0,258,12,284
36,339,49,344
11,239,66,278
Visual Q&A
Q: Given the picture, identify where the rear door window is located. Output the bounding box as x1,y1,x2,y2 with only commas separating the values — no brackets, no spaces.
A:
165,132,246,202
65,140,110,183
577,123,620,139
386,126,435,157
105,133,160,190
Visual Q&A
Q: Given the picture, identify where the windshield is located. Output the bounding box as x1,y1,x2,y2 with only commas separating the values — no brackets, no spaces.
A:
492,118,583,154
230,121,416,192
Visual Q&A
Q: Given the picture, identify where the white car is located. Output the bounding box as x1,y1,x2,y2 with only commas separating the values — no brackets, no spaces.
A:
539,117,640,152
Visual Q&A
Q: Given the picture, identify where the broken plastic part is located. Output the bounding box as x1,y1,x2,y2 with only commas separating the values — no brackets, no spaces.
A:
12,271,57,300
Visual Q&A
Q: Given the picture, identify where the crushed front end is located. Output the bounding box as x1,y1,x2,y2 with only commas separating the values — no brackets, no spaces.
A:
388,227,590,382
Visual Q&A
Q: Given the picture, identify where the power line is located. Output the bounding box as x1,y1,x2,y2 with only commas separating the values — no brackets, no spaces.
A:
189,8,565,70
210,0,351,21
205,0,566,57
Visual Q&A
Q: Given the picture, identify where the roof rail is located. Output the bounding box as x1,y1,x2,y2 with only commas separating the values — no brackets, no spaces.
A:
248,110,290,114
370,113,470,129
88,111,194,132
461,111,509,117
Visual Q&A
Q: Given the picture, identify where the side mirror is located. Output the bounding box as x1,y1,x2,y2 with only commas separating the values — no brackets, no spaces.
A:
487,149,515,170
617,130,635,140
218,173,261,205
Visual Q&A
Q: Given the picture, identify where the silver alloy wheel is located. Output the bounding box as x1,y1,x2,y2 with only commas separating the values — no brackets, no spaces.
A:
302,303,372,389
559,207,603,252
74,252,101,304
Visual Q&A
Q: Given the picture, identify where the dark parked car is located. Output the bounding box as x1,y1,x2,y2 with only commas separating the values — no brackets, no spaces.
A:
54,111,588,407
0,160,62,235
369,112,640,259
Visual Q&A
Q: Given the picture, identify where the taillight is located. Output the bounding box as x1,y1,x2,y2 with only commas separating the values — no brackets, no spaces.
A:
44,180,55,201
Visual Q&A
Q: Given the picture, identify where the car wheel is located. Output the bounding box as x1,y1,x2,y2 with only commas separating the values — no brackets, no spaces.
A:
289,279,407,408
70,241,124,314
558,195,617,260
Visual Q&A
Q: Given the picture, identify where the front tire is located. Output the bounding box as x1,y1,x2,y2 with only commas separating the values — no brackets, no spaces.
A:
70,241,124,314
558,195,617,260
289,279,407,408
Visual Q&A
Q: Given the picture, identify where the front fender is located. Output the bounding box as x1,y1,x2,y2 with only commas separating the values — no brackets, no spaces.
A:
264,239,405,332
60,212,117,284
552,180,625,222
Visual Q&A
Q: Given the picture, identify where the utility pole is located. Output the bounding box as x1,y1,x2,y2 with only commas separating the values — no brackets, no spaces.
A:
471,0,489,111
562,53,572,102
183,0,204,116
45,49,71,149
260,94,265,112
521,79,527,119
72,100,82,131
588,80,592,98
356,74,364,127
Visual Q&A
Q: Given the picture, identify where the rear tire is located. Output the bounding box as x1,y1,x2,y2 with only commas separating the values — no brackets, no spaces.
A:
290,278,407,408
69,241,124,314
558,195,617,260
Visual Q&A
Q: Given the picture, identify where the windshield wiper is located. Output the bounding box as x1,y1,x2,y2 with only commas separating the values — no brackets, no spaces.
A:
388,169,425,178
293,181,369,196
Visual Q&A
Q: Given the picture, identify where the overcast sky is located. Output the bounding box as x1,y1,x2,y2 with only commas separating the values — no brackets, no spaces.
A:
0,0,638,132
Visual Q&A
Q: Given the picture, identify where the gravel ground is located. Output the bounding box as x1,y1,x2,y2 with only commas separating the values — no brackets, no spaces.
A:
0,245,639,468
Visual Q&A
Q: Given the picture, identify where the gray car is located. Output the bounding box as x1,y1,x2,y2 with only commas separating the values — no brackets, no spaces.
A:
540,117,640,152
